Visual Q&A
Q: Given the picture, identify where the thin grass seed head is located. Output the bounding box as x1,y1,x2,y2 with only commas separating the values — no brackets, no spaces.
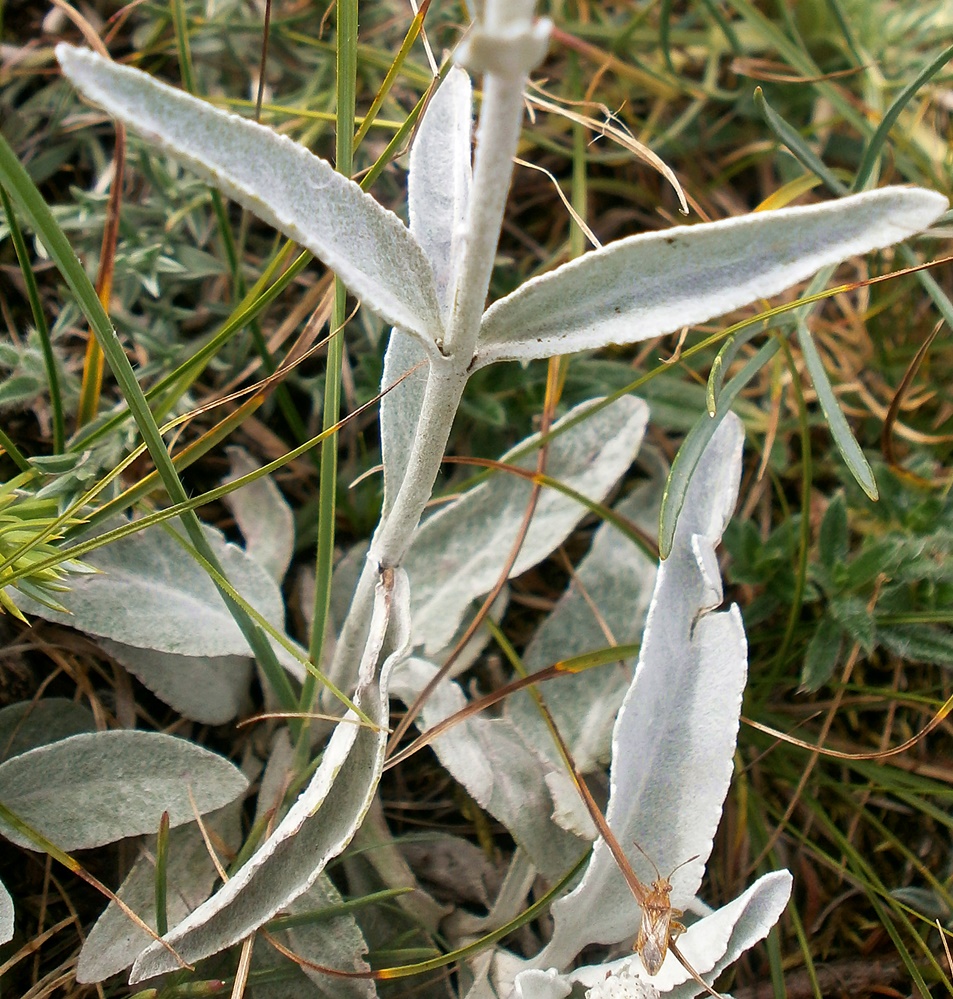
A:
0,485,93,620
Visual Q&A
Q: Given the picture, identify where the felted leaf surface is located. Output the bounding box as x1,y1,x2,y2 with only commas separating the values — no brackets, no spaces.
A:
97,640,253,725
130,569,412,981
272,874,376,999
474,188,947,367
253,727,296,830
390,658,585,878
56,45,444,345
77,804,243,983
14,521,293,662
537,413,747,968
565,871,792,994
380,331,430,520
249,952,322,999
0,698,95,761
405,396,649,653
0,730,247,850
504,471,661,772
514,970,573,999
664,871,792,996
408,66,472,319
0,878,12,944
381,67,472,516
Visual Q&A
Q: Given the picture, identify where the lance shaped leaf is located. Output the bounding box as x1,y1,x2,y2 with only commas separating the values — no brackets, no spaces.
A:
129,569,411,981
473,187,947,368
407,66,473,319
381,67,472,516
55,45,444,345
535,412,753,969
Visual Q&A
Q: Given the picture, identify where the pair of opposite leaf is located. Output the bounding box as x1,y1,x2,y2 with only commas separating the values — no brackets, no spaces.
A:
52,19,947,996
55,46,946,390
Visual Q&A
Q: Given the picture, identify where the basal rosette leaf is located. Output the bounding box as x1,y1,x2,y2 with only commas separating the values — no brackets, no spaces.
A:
0,731,247,851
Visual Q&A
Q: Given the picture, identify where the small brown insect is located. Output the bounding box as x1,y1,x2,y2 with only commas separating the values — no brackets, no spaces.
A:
631,846,693,975
569,769,725,999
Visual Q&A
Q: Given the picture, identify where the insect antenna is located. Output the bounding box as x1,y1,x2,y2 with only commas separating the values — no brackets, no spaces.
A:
631,841,699,883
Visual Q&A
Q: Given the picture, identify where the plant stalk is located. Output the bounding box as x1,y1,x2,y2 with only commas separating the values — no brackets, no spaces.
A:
328,6,548,690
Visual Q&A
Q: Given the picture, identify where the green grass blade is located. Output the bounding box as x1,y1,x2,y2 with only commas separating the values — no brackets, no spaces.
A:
0,129,298,715
659,338,779,558
305,0,359,709
753,88,847,197
0,186,65,454
795,316,878,499
853,42,953,192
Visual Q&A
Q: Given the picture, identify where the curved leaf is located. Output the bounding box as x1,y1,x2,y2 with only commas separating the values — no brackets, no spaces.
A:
796,318,877,499
659,339,778,558
474,187,947,368
56,45,444,345
537,414,747,967
129,569,412,981
407,66,473,320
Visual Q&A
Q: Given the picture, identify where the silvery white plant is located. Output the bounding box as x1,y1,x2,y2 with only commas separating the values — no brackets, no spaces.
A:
497,413,791,999
6,0,941,987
